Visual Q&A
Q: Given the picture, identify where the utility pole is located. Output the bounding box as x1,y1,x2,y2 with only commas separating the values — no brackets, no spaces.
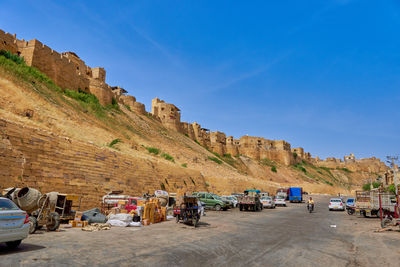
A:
387,156,399,219
387,156,398,195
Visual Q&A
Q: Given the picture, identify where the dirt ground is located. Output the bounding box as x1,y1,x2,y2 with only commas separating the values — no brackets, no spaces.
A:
1,195,400,266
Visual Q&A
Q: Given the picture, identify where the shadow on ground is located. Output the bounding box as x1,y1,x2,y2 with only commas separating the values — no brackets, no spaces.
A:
0,243,46,256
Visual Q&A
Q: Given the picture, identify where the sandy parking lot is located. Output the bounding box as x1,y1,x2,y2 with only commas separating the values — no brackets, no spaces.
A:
1,195,400,266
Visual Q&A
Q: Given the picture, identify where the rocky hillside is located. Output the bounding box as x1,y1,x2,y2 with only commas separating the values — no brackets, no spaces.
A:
0,53,387,208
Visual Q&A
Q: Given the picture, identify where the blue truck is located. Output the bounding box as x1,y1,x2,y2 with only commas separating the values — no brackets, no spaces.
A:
289,187,303,203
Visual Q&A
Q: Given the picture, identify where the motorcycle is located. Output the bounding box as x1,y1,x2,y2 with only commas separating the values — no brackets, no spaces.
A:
307,203,314,213
346,206,355,215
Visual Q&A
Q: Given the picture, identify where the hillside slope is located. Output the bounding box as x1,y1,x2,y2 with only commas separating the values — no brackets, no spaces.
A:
0,55,386,208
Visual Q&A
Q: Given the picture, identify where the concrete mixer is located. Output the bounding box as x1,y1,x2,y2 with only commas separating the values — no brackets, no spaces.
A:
3,187,61,234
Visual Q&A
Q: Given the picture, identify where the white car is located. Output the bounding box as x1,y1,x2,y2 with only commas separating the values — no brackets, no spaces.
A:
329,198,345,211
274,196,286,207
221,196,238,208
261,197,276,209
0,197,30,249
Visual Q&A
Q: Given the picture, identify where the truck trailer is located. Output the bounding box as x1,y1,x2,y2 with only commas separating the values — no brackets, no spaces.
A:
289,187,303,203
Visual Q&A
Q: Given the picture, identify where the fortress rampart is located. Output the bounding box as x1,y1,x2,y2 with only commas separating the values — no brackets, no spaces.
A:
0,118,207,209
0,29,144,107
1,28,387,171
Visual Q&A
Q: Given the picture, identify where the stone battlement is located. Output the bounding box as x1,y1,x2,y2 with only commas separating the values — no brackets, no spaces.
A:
0,29,142,108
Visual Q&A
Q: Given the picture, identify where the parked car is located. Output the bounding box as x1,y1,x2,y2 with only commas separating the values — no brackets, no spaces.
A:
193,192,229,211
221,195,238,208
261,196,276,209
274,196,287,207
0,197,30,249
329,198,345,211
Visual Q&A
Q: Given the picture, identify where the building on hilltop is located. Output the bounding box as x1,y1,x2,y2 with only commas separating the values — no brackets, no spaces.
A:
344,153,356,163
210,131,226,156
291,147,305,159
151,98,182,132
0,28,145,108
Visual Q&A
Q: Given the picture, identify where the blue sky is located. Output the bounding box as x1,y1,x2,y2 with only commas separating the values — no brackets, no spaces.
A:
1,0,399,161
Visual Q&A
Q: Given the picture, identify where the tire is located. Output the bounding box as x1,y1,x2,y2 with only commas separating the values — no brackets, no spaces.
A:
381,217,392,228
347,209,355,215
28,216,37,234
6,240,22,249
46,212,60,231
239,205,243,211
362,211,368,218
215,204,221,211
284,204,286,207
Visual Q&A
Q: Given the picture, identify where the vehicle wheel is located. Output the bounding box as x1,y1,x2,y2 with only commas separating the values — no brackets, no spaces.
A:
273,205,276,209
28,216,38,234
284,204,286,207
329,208,332,211
381,217,392,228
347,209,355,215
46,212,60,231
215,204,221,211
362,211,368,218
239,205,243,211
6,240,21,249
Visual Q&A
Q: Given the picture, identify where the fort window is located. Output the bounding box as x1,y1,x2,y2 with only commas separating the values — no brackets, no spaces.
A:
161,107,165,111
3,41,6,45
77,66,79,70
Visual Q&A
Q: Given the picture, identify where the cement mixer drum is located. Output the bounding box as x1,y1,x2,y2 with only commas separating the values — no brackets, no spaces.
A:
16,187,42,213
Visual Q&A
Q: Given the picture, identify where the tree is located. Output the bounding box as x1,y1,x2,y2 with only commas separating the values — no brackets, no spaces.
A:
362,183,371,191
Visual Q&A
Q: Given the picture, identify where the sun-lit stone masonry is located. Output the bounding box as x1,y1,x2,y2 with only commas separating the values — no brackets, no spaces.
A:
0,29,143,109
210,131,226,156
151,98,182,132
315,154,387,173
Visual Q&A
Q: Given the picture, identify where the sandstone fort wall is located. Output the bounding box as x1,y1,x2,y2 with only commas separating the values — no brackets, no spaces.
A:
0,119,207,209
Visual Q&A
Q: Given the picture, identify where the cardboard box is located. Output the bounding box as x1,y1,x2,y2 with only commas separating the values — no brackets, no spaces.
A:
74,211,83,221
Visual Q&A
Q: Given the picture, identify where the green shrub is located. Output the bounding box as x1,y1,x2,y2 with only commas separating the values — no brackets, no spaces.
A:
293,152,298,159
372,181,381,188
222,153,236,167
108,138,122,148
208,156,222,164
0,51,61,93
388,184,396,194
213,152,222,159
124,104,131,111
161,153,175,162
181,163,187,168
261,158,275,167
293,163,306,173
271,166,277,173
337,167,352,173
320,167,331,172
146,147,160,155
194,139,200,145
205,182,210,187
362,183,371,191
0,50,25,64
